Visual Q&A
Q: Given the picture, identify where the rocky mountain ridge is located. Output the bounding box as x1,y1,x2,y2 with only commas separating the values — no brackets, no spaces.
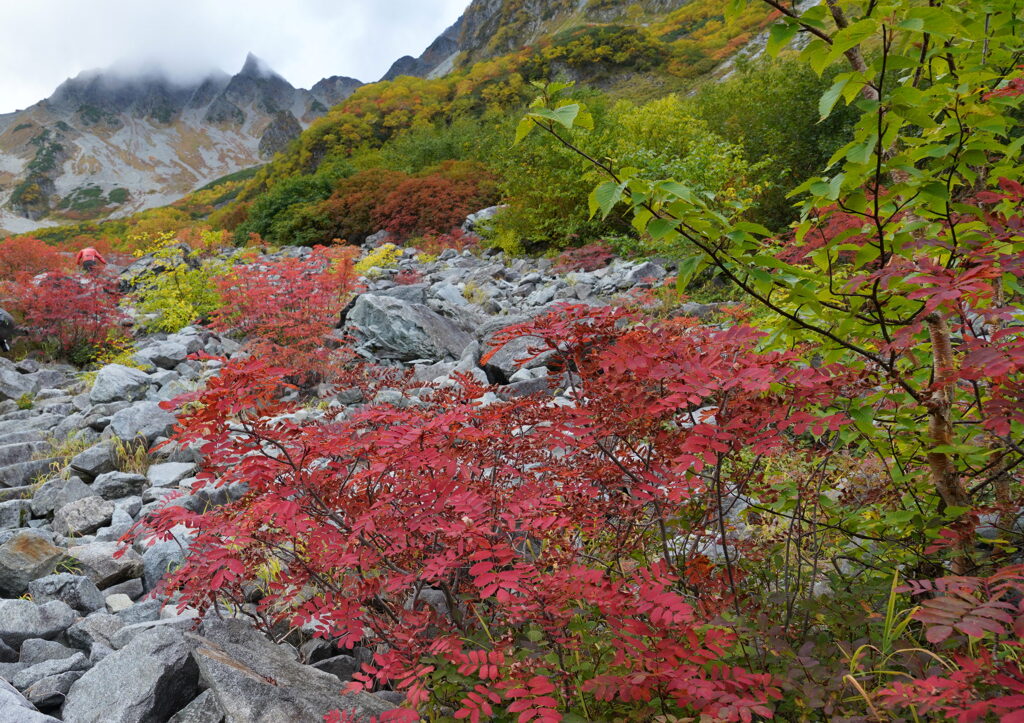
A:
382,0,691,80
0,54,363,234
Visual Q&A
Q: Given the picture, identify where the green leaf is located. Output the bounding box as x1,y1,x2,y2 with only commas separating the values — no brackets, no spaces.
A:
647,217,680,240
767,22,799,57
589,180,627,219
820,76,852,120
529,104,581,130
513,117,535,146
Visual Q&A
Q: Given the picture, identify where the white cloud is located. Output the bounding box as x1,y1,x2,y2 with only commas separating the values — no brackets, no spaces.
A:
0,0,467,112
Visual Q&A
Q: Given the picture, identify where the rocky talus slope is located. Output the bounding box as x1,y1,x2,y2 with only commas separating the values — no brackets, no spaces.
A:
0,235,692,721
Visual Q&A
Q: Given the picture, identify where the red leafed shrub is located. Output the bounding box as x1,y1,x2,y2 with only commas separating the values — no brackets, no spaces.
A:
315,169,409,245
211,246,361,383
130,304,868,721
5,271,126,363
875,567,1024,721
372,162,498,241
0,237,70,284
552,242,614,272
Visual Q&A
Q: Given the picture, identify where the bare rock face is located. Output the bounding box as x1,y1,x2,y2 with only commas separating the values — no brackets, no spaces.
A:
258,111,302,159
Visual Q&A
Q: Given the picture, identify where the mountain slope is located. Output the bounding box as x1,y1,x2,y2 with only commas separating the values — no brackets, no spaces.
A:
0,54,363,233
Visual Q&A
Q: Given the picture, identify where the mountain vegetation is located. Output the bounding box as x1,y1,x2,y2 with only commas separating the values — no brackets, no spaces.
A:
0,0,1023,720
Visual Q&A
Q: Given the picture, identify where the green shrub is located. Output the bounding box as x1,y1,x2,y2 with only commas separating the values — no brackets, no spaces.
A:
132,234,225,333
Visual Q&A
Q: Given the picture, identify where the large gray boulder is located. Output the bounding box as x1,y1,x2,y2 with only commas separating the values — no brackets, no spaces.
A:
108,401,177,444
22,670,87,712
136,337,202,370
30,476,93,517
346,294,473,362
65,613,125,653
147,462,197,488
28,574,105,614
0,365,34,402
0,531,65,596
92,471,148,500
66,542,143,588
0,600,76,649
62,626,199,723
189,619,394,722
89,365,152,404
52,496,114,537
68,443,116,480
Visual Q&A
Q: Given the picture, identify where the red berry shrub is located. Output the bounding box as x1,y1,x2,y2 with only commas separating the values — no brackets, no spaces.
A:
211,246,361,384
132,303,866,721
315,169,409,245
6,271,126,363
392,268,424,286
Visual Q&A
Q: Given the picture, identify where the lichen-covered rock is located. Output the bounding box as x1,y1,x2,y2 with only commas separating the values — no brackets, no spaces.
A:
0,531,65,597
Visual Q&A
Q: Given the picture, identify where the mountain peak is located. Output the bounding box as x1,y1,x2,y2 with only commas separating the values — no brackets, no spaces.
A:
238,52,279,79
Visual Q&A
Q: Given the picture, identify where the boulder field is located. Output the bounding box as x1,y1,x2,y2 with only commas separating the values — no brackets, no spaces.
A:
0,239,684,721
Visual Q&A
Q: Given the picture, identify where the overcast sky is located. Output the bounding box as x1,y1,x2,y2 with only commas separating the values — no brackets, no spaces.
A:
0,0,468,113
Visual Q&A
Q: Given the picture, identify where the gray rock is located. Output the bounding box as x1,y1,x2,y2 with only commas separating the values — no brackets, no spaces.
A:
52,496,114,536
0,366,34,402
0,678,61,722
147,462,197,488
62,626,199,723
105,594,133,613
89,365,152,404
189,618,394,722
108,401,177,444
346,294,473,362
312,654,359,682
167,689,225,723
12,652,90,690
22,669,86,711
0,600,76,649
31,476,93,517
0,457,58,487
462,204,503,233
68,444,116,480
485,334,552,378
136,338,201,369
114,598,162,626
0,639,14,663
92,472,148,500
0,498,31,529
94,507,135,542
66,542,143,588
19,639,79,667
102,577,144,600
625,261,667,286
0,531,65,596
28,574,105,613
65,613,124,652
141,531,191,591
111,615,193,650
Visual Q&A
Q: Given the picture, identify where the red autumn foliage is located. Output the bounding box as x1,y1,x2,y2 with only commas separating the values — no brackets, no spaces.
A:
131,302,871,721
316,169,409,244
5,271,126,361
210,246,361,383
0,236,70,284
372,162,498,240
552,241,614,272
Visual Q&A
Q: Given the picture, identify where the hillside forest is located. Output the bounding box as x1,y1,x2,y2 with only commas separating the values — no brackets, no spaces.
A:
2,0,1024,720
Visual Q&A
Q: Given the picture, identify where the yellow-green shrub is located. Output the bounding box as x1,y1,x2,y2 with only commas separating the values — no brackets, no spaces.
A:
131,233,225,333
